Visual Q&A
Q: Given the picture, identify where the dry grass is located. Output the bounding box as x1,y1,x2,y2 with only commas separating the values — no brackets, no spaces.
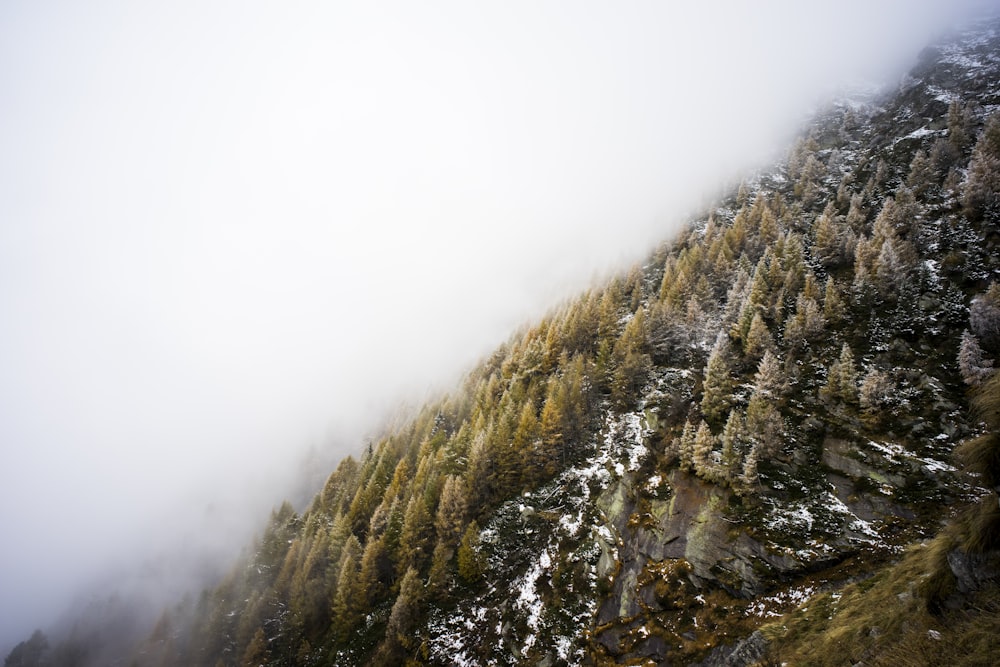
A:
760,539,1000,666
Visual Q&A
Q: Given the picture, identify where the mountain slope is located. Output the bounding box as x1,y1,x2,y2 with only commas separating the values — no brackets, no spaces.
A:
8,15,1000,667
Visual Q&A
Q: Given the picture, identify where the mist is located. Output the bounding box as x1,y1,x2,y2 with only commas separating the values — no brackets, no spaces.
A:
0,0,990,654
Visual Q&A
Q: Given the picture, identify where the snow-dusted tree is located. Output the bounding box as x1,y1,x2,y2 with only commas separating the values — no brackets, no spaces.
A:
375,566,424,663
746,351,785,456
963,114,1000,220
720,410,748,485
907,149,937,196
242,627,269,667
959,330,994,386
701,333,736,423
331,534,362,642
740,444,761,493
783,293,826,351
693,420,717,481
457,521,485,584
859,368,894,428
823,277,846,325
744,311,774,360
820,344,858,406
677,419,697,472
970,283,1000,351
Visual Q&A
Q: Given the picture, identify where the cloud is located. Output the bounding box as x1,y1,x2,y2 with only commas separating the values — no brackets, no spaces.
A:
0,0,989,651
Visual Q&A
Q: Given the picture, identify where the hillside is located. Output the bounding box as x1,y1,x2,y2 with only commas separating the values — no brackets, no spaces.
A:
8,16,1000,667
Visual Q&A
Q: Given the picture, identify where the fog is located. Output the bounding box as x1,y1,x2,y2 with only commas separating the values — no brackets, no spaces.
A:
0,0,990,653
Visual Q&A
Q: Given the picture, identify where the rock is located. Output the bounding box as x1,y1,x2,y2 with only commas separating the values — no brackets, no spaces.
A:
696,630,769,667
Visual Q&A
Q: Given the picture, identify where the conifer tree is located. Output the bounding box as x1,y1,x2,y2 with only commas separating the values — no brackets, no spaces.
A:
241,627,269,667
821,343,859,406
701,333,736,424
693,420,716,480
783,293,826,351
457,521,485,584
398,495,434,577
358,536,387,611
746,351,785,456
970,283,1000,351
677,420,697,472
331,535,362,643
744,311,774,360
823,278,846,325
376,566,424,664
963,114,1000,220
959,331,994,386
740,443,761,493
720,410,747,485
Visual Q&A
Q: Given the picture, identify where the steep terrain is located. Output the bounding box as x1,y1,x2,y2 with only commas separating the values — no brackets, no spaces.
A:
8,16,1000,667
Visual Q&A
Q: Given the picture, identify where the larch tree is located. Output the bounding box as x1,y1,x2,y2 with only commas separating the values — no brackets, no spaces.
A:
720,409,748,486
457,521,485,584
744,311,775,360
959,330,994,386
820,343,859,406
376,566,424,664
331,535,363,643
701,332,736,424
746,351,785,457
963,113,1000,220
693,420,717,481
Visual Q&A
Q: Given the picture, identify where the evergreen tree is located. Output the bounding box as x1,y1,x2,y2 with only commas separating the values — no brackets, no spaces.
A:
376,567,424,664
743,311,774,360
677,420,697,472
963,114,1000,220
701,333,736,423
823,278,846,325
719,410,747,485
331,535,363,643
740,444,761,493
970,283,1000,351
746,351,785,456
693,420,716,480
959,330,994,386
821,343,859,406
241,627,269,667
457,521,485,584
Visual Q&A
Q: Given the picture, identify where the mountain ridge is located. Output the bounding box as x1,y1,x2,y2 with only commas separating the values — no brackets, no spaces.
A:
7,14,1000,667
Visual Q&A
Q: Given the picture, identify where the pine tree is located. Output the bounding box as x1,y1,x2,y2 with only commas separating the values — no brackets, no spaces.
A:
783,293,826,352
693,420,716,480
746,351,785,456
677,420,697,472
398,495,434,577
376,566,424,664
859,368,894,428
457,521,485,584
743,311,774,360
823,278,846,325
720,410,747,485
331,535,363,642
963,114,1000,220
970,283,1000,352
740,444,761,493
434,476,469,549
959,330,994,386
362,535,390,605
701,333,736,424
241,627,269,667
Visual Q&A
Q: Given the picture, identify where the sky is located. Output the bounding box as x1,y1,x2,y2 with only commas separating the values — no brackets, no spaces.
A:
0,0,991,652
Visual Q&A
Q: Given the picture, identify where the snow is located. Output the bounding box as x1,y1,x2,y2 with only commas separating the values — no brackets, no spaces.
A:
746,584,818,618
514,549,554,651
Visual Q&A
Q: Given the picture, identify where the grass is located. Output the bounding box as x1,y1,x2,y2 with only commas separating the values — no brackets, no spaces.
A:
760,537,1000,666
